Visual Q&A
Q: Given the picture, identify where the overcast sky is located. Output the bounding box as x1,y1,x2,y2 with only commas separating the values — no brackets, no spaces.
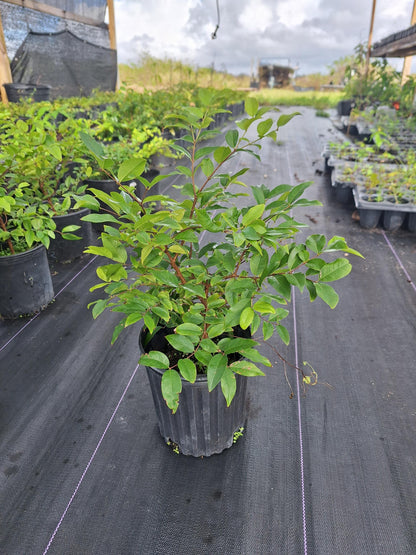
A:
114,0,416,76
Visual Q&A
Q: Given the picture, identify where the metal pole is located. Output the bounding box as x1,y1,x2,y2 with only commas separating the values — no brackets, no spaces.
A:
365,0,377,77
401,0,416,84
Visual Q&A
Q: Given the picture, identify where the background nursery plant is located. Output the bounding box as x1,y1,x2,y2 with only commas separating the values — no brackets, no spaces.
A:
80,93,362,413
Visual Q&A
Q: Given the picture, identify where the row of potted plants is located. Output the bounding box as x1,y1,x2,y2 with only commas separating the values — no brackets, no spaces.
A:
0,86,245,319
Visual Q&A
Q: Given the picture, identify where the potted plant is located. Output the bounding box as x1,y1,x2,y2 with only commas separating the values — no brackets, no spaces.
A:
0,182,56,318
79,93,362,456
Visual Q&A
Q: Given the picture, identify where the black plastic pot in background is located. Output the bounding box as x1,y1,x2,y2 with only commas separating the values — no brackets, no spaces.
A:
406,213,416,232
337,99,353,116
48,208,92,264
0,244,54,319
382,210,406,232
359,208,382,229
3,83,51,103
139,327,249,457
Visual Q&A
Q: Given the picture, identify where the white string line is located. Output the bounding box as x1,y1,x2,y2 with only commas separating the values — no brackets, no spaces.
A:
381,230,416,294
43,363,140,554
283,121,308,555
0,255,98,355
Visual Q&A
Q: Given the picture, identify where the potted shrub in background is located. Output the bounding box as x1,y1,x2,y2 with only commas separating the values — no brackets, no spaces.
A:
79,92,362,456
0,183,55,318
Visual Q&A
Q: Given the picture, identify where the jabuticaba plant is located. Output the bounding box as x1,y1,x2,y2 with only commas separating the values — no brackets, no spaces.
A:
78,92,363,413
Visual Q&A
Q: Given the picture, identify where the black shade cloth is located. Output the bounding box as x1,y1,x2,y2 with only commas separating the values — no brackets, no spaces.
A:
10,30,117,98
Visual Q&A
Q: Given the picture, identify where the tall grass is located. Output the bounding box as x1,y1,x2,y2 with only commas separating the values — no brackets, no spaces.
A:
249,88,345,109
119,54,250,90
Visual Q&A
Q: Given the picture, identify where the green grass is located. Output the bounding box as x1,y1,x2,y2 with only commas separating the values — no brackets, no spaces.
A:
249,88,345,109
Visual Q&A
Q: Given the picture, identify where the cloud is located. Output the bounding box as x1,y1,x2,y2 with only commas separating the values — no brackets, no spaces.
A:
115,0,416,75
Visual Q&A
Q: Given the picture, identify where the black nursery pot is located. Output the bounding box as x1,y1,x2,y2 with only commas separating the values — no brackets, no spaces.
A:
0,244,54,319
48,207,92,264
4,83,51,103
139,327,249,457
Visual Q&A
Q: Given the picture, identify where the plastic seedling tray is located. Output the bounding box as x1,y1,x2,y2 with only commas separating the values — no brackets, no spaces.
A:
353,185,416,231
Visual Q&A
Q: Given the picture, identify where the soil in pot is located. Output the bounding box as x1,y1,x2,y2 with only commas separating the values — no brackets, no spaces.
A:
0,244,54,319
140,326,250,457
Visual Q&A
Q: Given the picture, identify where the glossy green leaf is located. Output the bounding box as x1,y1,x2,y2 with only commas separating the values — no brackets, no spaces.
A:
140,350,170,369
245,97,259,116
239,306,254,330
242,204,265,226
230,360,265,376
207,353,227,391
117,157,146,182
320,258,352,282
175,323,202,336
225,129,239,148
221,368,236,407
161,369,182,413
277,324,290,345
276,112,301,128
315,282,339,308
178,359,196,383
166,334,195,353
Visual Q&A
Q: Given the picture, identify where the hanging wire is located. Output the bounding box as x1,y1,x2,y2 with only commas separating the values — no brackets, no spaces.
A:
211,0,220,39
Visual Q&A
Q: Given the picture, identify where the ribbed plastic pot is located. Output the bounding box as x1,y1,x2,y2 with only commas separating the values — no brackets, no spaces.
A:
4,83,51,102
359,208,382,229
140,328,248,457
406,213,416,232
0,244,54,319
382,210,406,232
48,208,92,263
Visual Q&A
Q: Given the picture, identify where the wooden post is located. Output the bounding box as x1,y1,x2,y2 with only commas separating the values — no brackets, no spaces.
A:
365,0,377,77
107,0,116,50
0,7,12,104
401,0,416,85
106,0,119,90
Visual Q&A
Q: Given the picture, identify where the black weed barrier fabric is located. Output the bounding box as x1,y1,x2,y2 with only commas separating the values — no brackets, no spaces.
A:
11,30,117,99
0,109,415,554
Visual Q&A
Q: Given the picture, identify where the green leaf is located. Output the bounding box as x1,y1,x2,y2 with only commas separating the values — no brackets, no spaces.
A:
175,323,202,336
79,131,105,159
91,299,107,319
214,146,231,164
178,359,196,383
257,118,273,136
140,350,170,369
166,334,195,353
200,157,214,176
230,360,265,376
239,307,254,330
143,313,156,334
319,258,351,282
161,369,182,413
239,348,272,366
221,368,236,407
225,129,239,148
242,204,265,226
96,263,127,282
306,234,326,254
315,283,339,309
245,97,259,116
276,112,301,127
277,325,290,345
117,158,146,182
218,337,257,354
47,144,62,161
207,353,227,391
263,321,274,341
253,299,275,314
